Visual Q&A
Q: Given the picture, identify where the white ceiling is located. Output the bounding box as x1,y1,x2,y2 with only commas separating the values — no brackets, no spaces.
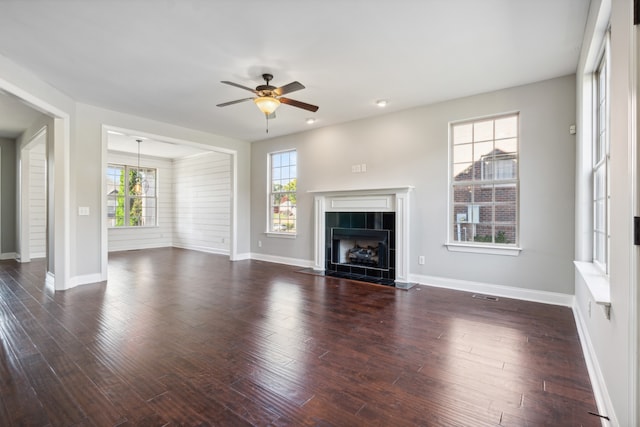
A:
107,131,212,159
0,0,590,143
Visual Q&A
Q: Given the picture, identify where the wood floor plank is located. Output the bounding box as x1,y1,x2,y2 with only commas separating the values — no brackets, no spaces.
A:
0,330,50,426
0,249,600,426
19,353,86,425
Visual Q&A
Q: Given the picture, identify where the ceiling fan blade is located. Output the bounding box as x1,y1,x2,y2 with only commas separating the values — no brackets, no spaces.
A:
280,97,319,112
216,98,254,107
273,81,305,96
221,81,257,93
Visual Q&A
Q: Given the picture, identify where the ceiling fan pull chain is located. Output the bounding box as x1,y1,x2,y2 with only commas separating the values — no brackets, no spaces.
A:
265,114,269,133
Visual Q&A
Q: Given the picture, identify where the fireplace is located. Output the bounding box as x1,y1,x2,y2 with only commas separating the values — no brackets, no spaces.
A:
325,212,395,286
311,186,413,289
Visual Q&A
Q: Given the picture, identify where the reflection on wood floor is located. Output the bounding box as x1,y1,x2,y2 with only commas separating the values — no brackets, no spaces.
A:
0,247,599,426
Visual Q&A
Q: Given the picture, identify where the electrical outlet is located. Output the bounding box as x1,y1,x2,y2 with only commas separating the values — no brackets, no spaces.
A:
361,163,367,172
258,240,262,248
418,256,425,265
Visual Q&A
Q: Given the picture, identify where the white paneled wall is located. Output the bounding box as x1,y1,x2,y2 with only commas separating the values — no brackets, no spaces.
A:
28,143,46,258
107,152,174,251
173,151,231,254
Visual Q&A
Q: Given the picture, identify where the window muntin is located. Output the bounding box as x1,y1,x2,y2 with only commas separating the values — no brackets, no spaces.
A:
450,114,519,246
107,163,157,227
269,150,297,233
593,51,609,272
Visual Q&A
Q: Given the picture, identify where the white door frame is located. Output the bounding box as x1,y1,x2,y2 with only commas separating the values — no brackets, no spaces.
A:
0,77,71,290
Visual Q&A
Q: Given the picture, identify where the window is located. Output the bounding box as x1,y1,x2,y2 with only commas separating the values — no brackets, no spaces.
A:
593,49,609,272
107,163,157,227
269,149,297,233
450,114,519,246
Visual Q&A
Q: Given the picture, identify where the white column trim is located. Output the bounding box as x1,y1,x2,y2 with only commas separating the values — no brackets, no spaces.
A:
313,195,326,271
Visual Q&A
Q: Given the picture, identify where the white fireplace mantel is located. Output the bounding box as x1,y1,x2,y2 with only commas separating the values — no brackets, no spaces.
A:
310,186,414,289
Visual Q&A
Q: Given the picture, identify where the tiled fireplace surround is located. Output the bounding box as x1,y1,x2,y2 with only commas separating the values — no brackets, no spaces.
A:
311,187,413,289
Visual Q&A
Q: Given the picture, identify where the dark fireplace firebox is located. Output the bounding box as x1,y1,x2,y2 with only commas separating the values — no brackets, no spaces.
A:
325,211,395,286
331,228,389,269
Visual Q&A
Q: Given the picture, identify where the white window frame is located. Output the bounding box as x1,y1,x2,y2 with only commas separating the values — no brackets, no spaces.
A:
593,39,610,274
107,163,158,228
267,149,297,236
447,113,521,255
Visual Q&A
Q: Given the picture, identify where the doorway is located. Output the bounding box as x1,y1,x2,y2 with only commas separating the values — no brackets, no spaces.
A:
101,127,238,279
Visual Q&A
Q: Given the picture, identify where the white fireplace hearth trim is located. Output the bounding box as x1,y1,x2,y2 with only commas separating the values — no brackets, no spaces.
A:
310,186,414,287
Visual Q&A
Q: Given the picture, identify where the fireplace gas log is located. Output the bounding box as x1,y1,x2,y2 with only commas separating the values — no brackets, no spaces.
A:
346,244,379,266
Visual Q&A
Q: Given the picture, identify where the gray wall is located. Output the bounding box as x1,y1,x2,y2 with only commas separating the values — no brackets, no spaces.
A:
251,75,576,295
0,137,16,254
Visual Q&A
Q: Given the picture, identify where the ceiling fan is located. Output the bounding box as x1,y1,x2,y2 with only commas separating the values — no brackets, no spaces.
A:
217,73,319,117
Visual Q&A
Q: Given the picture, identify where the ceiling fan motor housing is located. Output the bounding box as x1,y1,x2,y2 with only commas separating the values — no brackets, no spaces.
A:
257,74,276,95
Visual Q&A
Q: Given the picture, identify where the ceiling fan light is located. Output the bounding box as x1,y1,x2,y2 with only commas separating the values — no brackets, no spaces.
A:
254,96,280,115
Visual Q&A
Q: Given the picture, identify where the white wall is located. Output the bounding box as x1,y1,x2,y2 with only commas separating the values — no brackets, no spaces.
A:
107,151,173,252
173,151,231,254
573,0,637,425
28,141,46,258
251,75,577,297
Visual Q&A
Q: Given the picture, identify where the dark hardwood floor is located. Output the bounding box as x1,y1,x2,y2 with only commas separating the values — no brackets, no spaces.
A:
0,248,599,426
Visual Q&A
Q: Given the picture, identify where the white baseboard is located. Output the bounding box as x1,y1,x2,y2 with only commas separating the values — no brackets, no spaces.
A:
14,253,45,263
409,273,574,307
250,253,314,269
0,252,16,260
572,302,617,426
172,243,229,256
232,252,251,261
108,242,173,252
45,271,55,288
68,273,104,290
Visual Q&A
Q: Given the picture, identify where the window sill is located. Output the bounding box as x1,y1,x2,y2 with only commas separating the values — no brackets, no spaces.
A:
574,261,611,319
265,232,297,239
445,243,522,256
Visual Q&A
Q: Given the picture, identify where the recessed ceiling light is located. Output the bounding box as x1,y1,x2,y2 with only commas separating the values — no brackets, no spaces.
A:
376,99,388,107
306,118,316,125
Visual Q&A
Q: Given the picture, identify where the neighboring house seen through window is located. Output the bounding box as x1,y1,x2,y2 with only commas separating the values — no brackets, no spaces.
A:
450,114,519,246
269,149,297,233
107,163,157,227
